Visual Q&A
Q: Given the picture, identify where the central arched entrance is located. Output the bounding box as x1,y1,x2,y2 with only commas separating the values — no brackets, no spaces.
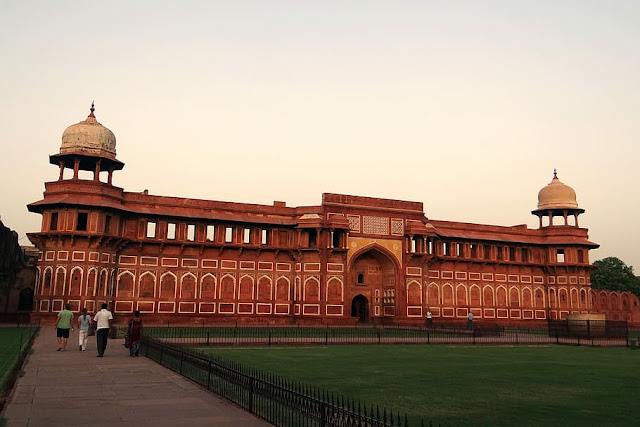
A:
349,245,399,319
351,294,369,323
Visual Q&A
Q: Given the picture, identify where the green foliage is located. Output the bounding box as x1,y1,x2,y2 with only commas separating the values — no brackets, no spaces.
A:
591,257,640,297
201,345,640,426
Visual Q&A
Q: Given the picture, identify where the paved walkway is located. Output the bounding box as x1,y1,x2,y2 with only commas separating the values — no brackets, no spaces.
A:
2,329,270,426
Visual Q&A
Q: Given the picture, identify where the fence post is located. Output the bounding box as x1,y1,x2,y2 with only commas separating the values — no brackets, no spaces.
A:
268,329,272,346
179,350,184,375
207,330,210,347
249,377,255,413
377,328,381,345
587,320,591,339
19,333,23,356
325,326,328,346
160,343,164,365
427,332,430,345
320,401,326,427
207,360,212,390
515,330,518,345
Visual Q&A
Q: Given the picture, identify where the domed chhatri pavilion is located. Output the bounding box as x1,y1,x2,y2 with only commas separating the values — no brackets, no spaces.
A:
27,106,640,325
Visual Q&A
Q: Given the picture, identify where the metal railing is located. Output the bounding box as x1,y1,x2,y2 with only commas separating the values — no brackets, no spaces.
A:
141,337,422,427
140,322,629,347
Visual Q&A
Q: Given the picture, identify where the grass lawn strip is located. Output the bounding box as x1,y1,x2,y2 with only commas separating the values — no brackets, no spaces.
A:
0,328,35,391
200,345,640,426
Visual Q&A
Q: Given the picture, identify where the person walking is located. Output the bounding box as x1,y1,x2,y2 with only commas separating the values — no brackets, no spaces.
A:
55,303,74,351
94,303,113,357
126,310,143,357
77,308,92,351
426,310,433,327
467,311,474,329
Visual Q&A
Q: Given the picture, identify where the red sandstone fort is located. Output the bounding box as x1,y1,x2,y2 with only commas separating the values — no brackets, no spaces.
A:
27,106,640,325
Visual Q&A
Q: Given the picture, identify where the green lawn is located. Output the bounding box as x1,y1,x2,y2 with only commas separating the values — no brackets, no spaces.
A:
200,345,640,426
0,327,37,394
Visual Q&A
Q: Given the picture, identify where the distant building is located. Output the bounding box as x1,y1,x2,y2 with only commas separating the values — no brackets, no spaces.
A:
27,106,640,325
0,220,36,318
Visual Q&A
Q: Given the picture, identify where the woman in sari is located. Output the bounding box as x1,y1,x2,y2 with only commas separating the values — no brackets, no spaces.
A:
127,310,143,356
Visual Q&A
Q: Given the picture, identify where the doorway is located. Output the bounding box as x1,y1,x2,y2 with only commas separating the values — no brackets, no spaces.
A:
351,294,369,323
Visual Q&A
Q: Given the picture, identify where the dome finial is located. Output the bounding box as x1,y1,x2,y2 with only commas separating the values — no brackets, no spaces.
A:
553,168,557,179
89,101,95,118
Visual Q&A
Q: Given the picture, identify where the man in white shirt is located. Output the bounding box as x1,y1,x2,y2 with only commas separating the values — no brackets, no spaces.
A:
94,303,113,357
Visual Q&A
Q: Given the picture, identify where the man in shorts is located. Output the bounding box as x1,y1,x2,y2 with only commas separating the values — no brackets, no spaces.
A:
55,303,74,351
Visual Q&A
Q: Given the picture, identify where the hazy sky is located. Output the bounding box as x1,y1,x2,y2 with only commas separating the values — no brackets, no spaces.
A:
1,1,638,270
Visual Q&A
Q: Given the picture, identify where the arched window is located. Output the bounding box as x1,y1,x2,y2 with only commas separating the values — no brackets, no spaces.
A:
160,274,176,299
181,274,196,299
257,276,272,300
200,275,216,300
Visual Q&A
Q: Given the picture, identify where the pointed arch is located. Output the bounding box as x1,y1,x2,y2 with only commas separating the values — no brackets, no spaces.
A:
347,243,401,273
54,266,66,295
109,270,116,296
69,266,83,296
558,288,568,308
116,271,134,298
238,274,254,300
496,286,507,308
509,286,520,307
442,283,453,306
570,288,579,308
326,277,343,304
159,271,177,299
85,268,97,296
534,287,545,308
455,284,467,306
483,285,494,307
257,275,272,301
469,284,481,307
42,267,53,296
200,273,217,300
180,272,197,299
427,282,439,305
139,271,156,298
407,280,422,306
219,274,236,300
304,276,320,302
276,276,290,301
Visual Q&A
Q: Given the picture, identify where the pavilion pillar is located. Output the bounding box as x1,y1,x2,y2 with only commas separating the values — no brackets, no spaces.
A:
73,158,79,179
58,161,64,181
93,160,101,181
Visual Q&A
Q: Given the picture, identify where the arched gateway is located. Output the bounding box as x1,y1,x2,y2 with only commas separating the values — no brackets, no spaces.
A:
349,245,399,321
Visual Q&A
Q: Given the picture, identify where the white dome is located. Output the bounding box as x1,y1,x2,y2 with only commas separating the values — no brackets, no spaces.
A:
60,104,116,159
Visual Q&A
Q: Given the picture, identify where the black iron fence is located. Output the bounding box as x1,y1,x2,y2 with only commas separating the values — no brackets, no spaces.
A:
548,319,628,340
140,322,629,347
141,337,421,427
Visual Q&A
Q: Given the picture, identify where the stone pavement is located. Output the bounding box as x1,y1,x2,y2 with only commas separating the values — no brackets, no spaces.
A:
2,328,270,426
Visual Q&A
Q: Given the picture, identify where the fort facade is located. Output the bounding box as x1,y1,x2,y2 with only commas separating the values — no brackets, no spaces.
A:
27,106,640,325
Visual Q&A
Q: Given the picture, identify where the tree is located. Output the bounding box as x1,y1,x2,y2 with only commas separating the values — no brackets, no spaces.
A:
591,257,640,298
